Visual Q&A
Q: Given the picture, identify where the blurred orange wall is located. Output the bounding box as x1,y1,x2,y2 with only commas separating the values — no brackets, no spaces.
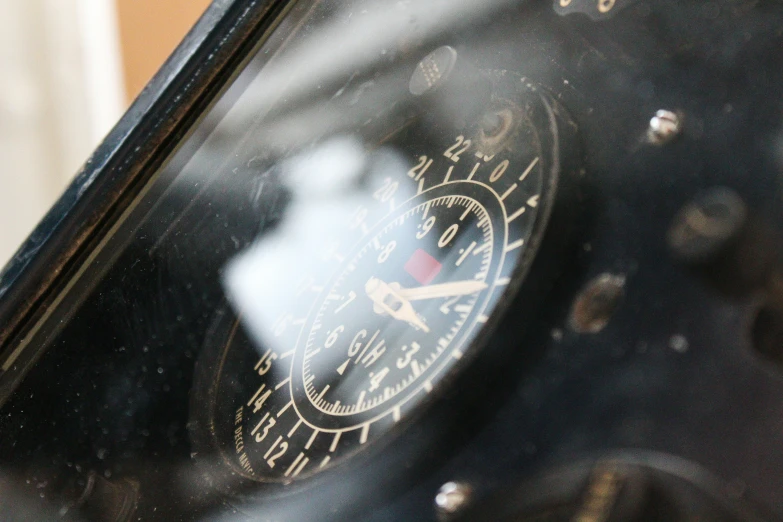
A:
115,0,212,102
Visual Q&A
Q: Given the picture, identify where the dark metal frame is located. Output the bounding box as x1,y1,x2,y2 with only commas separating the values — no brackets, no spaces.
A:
0,0,283,355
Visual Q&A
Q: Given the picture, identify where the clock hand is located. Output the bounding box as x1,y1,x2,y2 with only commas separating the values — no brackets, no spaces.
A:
397,280,488,301
365,277,430,333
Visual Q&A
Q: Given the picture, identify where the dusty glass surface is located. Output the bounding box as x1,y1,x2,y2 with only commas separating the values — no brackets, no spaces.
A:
4,0,783,520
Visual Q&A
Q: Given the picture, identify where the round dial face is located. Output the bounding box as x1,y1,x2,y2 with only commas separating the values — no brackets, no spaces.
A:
196,77,565,487
293,185,502,431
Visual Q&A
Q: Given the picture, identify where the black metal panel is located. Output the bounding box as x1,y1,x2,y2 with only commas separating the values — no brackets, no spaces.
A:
2,0,783,520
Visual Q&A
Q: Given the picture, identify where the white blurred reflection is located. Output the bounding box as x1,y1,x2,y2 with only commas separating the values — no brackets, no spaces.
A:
219,0,514,137
223,136,415,357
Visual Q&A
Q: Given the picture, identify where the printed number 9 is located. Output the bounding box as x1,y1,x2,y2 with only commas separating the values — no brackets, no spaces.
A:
416,216,436,239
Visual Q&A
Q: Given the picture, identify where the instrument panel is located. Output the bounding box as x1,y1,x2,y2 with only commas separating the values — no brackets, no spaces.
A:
1,0,783,520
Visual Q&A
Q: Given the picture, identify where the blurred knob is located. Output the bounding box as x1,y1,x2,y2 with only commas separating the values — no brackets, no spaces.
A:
448,455,770,522
667,187,779,299
409,45,493,129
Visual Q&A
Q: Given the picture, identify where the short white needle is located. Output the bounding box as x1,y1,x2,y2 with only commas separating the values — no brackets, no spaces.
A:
365,278,430,332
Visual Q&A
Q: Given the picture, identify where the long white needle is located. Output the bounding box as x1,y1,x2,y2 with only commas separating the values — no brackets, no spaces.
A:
397,280,488,301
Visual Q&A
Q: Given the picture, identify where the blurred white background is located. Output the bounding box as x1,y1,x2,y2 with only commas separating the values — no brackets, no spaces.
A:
0,0,209,269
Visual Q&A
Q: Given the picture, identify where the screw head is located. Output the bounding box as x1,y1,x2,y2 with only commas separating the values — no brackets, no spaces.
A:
478,108,515,151
598,0,617,13
647,109,682,145
570,273,626,334
435,481,472,515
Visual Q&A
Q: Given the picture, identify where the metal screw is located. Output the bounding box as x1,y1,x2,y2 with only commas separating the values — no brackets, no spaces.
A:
647,110,682,145
669,334,689,353
480,111,505,138
435,481,472,515
570,273,626,334
479,108,515,148
598,0,616,13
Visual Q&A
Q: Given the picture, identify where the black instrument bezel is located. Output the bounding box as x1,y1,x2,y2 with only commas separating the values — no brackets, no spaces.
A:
186,81,584,513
